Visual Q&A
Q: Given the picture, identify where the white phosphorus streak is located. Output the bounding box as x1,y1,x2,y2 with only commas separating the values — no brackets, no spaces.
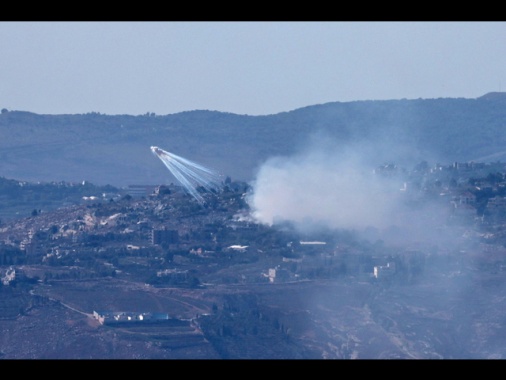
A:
150,146,222,204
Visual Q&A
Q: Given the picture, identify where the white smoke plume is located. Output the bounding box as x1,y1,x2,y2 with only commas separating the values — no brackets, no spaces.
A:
246,134,455,245
248,148,399,229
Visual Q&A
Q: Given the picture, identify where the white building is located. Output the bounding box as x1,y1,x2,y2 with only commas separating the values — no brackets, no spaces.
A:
373,262,396,279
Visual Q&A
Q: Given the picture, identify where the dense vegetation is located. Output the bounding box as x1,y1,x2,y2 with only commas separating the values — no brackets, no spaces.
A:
2,93,506,187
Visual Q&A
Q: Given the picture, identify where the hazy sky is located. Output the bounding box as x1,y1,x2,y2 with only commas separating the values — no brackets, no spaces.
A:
1,21,505,116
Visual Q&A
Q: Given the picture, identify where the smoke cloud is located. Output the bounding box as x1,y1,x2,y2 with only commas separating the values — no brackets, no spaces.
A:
249,149,397,229
244,130,498,359
246,132,458,246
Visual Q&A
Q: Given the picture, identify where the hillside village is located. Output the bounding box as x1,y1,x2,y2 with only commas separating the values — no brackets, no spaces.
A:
3,160,506,358
2,159,506,290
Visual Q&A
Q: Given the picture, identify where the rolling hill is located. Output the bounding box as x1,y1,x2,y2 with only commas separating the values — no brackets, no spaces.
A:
1,92,506,187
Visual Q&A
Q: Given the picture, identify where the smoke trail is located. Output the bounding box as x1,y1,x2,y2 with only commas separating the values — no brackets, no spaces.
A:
150,146,222,204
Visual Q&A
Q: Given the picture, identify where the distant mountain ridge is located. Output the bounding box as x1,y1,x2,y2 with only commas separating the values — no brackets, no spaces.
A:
1,93,506,187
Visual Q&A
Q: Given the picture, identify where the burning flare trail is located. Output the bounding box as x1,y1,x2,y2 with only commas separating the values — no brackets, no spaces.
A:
150,146,222,204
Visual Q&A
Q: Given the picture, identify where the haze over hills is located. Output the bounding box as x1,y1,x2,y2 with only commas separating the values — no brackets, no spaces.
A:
5,93,506,358
1,92,506,188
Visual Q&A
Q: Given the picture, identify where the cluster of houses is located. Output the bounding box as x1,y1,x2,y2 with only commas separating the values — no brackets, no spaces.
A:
378,160,506,223
2,163,506,288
